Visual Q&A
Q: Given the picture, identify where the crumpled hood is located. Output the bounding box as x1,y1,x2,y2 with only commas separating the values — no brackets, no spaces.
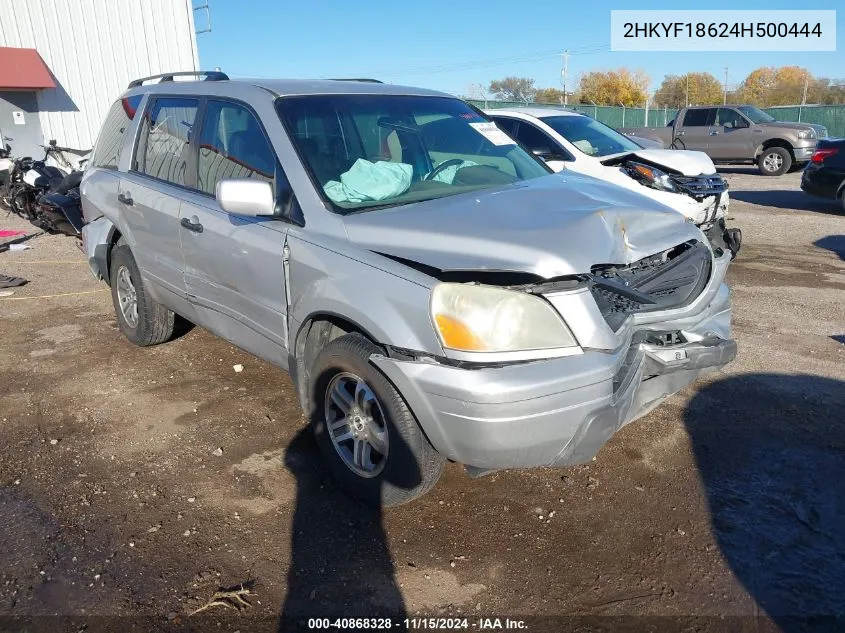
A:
602,148,717,176
342,173,704,279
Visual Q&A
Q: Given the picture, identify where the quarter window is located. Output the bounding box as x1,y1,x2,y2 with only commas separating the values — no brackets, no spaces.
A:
91,95,143,169
134,97,199,186
197,100,276,196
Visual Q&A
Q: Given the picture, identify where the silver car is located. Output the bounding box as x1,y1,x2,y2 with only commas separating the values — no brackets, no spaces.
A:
80,72,736,505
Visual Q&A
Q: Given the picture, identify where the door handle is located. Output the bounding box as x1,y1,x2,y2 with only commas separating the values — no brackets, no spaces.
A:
710,130,720,135
180,217,203,233
117,192,133,206
677,131,685,136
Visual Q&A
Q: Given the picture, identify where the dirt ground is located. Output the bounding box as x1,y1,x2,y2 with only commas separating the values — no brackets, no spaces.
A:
1,167,843,633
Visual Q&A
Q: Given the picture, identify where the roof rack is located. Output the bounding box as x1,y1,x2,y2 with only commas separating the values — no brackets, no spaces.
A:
328,78,383,83
127,70,229,89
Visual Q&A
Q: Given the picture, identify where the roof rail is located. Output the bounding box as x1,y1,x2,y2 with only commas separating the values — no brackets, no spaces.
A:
127,70,229,89
328,78,383,83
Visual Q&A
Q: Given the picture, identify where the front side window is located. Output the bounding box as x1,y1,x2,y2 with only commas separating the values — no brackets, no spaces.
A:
198,100,276,196
276,95,549,213
716,108,747,128
682,108,716,127
134,97,199,186
540,115,640,157
91,95,143,169
736,105,775,124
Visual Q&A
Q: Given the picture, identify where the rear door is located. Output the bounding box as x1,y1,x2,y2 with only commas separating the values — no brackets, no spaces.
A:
709,108,753,160
178,98,290,366
676,108,716,151
120,96,199,301
80,95,143,223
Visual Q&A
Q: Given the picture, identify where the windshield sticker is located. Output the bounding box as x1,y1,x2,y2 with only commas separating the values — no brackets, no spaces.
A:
470,122,516,146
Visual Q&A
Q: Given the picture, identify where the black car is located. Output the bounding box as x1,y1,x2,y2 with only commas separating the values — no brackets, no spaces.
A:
801,138,845,210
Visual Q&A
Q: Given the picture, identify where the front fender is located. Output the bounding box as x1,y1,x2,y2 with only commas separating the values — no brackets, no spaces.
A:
287,234,444,357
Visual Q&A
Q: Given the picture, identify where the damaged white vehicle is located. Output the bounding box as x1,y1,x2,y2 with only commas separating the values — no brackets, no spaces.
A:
487,108,742,257
81,75,737,506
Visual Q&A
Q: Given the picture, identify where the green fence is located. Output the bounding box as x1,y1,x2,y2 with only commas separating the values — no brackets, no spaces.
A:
467,100,845,137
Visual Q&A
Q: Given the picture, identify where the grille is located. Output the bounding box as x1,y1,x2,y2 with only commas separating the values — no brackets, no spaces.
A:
589,241,712,331
670,174,728,200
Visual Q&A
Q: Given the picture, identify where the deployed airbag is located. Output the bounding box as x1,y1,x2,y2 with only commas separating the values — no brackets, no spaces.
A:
324,159,413,204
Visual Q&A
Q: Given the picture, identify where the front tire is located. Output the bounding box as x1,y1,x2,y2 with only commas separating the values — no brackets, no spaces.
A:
109,241,175,346
757,147,792,176
308,333,444,506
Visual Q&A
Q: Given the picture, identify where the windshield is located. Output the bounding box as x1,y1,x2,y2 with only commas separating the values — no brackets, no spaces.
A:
540,115,642,157
276,95,549,213
736,105,775,124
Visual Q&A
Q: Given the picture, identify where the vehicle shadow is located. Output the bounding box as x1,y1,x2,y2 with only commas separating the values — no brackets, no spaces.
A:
813,235,845,261
683,373,845,631
277,427,416,632
730,190,841,215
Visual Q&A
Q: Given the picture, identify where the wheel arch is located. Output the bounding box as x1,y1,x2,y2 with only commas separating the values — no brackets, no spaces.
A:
291,312,384,414
757,138,795,158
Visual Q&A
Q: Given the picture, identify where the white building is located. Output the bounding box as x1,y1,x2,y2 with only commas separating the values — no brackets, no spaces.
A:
0,0,199,160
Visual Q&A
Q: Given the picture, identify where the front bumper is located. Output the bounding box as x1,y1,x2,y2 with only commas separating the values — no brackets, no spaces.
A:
373,270,735,469
793,146,816,162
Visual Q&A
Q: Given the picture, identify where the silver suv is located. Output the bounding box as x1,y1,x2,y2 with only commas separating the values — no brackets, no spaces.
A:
81,71,736,505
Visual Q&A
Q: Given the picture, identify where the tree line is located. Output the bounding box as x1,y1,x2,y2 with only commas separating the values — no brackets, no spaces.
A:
471,66,845,108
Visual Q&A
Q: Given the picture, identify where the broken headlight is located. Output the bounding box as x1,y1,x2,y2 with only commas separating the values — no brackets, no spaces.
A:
624,162,677,193
431,283,577,353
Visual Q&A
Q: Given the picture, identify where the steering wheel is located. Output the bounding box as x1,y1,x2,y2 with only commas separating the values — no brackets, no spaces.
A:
425,158,465,181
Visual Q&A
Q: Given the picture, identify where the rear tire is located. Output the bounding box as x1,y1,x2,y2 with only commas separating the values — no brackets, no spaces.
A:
757,147,792,176
109,241,175,346
308,333,444,507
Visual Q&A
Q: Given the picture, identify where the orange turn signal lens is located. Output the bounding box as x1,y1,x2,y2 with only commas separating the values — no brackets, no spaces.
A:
434,314,486,351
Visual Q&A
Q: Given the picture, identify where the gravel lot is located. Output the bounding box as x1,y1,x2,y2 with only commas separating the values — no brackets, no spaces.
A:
0,168,843,632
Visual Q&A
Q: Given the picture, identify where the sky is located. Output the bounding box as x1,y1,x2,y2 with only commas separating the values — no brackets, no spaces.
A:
197,0,844,97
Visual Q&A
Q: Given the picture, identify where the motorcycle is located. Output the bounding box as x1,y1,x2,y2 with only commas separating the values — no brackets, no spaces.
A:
1,140,89,236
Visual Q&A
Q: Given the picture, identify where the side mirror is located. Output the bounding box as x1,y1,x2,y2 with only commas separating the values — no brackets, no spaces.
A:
49,139,57,146
532,147,554,158
735,118,750,128
216,179,275,217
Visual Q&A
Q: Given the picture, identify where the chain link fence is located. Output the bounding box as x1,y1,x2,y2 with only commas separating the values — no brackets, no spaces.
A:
466,100,845,137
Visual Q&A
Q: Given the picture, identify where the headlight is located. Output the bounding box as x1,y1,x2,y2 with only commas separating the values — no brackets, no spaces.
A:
798,129,815,140
431,283,578,353
624,162,677,193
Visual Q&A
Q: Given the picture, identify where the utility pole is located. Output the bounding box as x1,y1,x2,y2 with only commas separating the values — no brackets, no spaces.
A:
561,50,569,106
802,70,809,105
686,74,690,106
723,67,729,104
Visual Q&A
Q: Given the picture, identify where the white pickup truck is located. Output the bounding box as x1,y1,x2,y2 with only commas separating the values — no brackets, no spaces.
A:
486,107,741,258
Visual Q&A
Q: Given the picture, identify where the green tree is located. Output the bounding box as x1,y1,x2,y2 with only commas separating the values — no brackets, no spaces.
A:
488,77,537,103
534,87,566,104
654,72,723,107
577,68,649,107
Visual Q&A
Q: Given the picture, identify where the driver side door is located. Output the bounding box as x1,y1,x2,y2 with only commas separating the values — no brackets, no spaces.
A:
709,108,753,161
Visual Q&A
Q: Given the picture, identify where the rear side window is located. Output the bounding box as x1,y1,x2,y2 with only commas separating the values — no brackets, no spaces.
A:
91,95,143,169
682,108,715,127
197,100,275,196
134,97,199,187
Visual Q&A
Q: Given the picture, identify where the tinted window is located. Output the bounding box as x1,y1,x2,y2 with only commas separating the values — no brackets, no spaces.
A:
682,108,715,127
91,95,143,169
134,97,199,186
198,100,275,196
492,117,519,136
515,122,554,152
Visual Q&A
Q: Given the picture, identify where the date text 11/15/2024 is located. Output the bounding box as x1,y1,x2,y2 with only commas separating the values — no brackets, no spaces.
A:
306,617,528,630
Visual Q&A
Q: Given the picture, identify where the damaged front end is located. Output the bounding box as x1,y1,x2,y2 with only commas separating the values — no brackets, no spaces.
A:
604,154,741,258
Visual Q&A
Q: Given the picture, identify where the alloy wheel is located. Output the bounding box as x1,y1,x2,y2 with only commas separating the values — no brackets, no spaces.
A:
116,265,139,328
324,372,389,477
